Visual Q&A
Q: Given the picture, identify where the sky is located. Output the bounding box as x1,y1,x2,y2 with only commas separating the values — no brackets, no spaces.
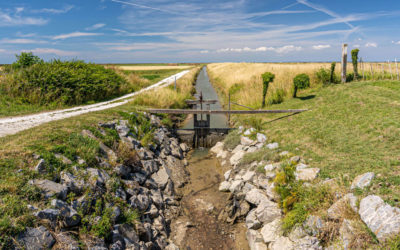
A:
0,0,400,63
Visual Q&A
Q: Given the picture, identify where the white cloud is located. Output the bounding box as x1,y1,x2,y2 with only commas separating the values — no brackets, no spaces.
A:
312,44,331,50
365,42,377,48
200,50,209,54
216,45,302,54
354,44,360,48
31,5,74,14
395,41,400,45
0,10,48,26
0,49,5,53
0,38,47,44
52,32,102,40
86,23,106,31
27,48,78,56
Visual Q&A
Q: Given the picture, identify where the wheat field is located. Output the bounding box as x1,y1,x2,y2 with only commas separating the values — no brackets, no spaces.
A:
207,62,400,109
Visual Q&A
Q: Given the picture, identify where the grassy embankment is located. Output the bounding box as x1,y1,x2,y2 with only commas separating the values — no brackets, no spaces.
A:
0,57,190,118
0,66,200,246
210,63,400,247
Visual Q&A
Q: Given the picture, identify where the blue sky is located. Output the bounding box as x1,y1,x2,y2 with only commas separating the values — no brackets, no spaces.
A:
0,0,400,63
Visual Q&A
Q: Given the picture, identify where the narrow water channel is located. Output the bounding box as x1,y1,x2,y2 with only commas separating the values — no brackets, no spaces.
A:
170,67,249,249
183,66,228,129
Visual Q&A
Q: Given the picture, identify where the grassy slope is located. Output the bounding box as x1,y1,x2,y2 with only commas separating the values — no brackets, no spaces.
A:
232,81,400,205
0,67,199,243
0,68,185,118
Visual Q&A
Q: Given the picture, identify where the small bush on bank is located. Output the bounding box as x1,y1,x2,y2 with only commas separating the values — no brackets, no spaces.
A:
223,130,241,150
315,68,330,85
261,72,275,107
1,54,132,106
293,74,310,97
267,88,285,105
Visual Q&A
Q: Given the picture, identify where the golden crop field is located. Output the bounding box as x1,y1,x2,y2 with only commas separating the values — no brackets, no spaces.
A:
207,62,399,109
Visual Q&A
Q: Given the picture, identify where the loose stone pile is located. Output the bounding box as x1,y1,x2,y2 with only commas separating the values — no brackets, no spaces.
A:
212,127,400,249
18,113,189,250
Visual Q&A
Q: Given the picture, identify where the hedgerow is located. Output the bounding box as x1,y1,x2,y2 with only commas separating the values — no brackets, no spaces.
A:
1,54,133,106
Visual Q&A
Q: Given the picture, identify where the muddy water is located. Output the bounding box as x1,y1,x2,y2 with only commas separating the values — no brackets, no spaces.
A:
183,67,228,129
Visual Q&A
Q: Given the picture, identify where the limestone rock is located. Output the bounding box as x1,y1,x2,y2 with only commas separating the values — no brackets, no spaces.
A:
241,136,254,146
180,142,189,152
340,219,356,250
224,170,232,181
256,133,267,143
229,180,244,193
351,172,374,190
219,181,231,192
244,128,255,136
260,218,282,243
195,198,214,213
54,154,73,165
29,179,68,200
246,209,261,230
269,236,294,250
255,200,281,224
55,232,80,250
359,195,400,241
296,163,308,170
290,156,301,163
245,188,270,205
51,199,81,228
293,236,322,250
230,149,245,166
34,159,46,174
303,215,324,236
266,142,279,150
217,150,228,159
151,166,171,189
242,171,256,182
327,193,358,220
18,226,55,250
247,229,268,250
295,168,320,181
210,141,224,155
87,168,110,187
60,171,86,193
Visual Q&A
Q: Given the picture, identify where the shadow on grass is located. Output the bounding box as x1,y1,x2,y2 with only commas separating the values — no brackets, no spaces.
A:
298,95,316,101
263,112,304,124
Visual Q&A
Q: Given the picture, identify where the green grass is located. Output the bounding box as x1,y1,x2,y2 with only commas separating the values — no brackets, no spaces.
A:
233,80,400,204
124,69,183,84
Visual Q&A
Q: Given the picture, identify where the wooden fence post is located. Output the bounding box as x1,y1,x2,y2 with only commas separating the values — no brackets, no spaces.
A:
174,76,177,91
396,58,399,81
370,63,374,80
228,92,231,124
360,58,365,80
341,44,348,83
389,60,393,80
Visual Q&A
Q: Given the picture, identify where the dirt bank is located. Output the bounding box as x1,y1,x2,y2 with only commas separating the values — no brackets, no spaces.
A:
170,149,249,249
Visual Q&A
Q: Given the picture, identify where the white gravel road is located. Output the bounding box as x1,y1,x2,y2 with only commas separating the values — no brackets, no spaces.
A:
0,70,189,138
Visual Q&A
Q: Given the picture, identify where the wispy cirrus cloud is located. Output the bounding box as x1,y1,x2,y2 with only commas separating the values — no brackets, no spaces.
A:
0,38,47,44
111,0,180,14
0,9,48,26
31,5,74,14
86,23,106,31
52,32,103,40
312,44,331,50
26,48,78,56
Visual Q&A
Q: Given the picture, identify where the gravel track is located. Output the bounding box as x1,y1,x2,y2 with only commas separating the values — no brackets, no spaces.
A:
0,70,189,138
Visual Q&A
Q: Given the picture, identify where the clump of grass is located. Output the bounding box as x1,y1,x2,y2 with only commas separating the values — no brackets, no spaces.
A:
132,67,200,109
240,148,281,166
223,130,241,150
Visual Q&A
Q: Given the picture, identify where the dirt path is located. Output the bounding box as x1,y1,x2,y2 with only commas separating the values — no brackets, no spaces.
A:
170,149,249,250
0,70,189,138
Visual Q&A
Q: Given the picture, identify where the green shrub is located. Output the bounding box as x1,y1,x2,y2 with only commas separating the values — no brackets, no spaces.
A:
315,68,330,85
229,83,243,95
351,49,360,79
346,73,354,82
11,52,43,69
293,74,310,97
330,62,337,84
261,72,275,107
2,56,131,106
268,88,285,105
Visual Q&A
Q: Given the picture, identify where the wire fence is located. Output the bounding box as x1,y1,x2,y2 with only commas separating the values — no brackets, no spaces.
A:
359,58,400,81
